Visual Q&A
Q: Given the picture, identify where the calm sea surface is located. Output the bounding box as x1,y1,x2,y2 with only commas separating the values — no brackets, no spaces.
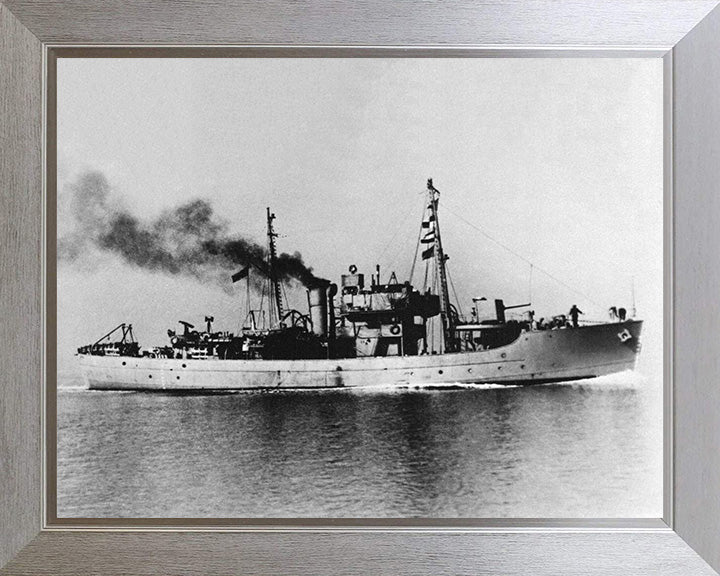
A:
57,375,662,518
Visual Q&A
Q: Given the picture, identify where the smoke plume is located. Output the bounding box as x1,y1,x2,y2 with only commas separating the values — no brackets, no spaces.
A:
59,171,321,288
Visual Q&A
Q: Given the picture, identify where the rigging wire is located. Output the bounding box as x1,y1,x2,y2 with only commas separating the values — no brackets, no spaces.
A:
408,199,427,285
258,282,266,330
441,201,605,311
528,263,533,303
446,263,465,319
422,256,430,292
237,275,251,334
379,194,426,277
431,261,439,353
281,282,290,322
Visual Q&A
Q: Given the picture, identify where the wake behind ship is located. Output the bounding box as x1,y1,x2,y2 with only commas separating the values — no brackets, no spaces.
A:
77,180,643,391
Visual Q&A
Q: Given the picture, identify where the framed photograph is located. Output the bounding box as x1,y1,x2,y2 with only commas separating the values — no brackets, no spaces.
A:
2,1,720,574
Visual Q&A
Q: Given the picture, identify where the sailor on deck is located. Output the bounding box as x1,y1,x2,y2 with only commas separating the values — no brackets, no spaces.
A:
569,304,584,328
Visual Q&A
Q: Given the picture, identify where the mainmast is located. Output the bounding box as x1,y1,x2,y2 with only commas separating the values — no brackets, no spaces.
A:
426,178,456,352
266,207,284,325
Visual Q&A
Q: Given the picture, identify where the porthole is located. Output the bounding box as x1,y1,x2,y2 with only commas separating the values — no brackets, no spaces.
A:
182,363,187,368
148,374,152,379
176,376,180,380
122,361,126,366
439,370,443,375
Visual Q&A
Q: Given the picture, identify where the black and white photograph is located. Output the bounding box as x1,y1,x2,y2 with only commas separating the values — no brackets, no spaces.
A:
56,57,663,519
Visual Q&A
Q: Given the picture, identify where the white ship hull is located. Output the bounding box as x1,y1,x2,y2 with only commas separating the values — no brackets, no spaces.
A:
78,320,642,391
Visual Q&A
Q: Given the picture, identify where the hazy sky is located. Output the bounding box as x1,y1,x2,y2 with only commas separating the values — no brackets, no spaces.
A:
57,58,663,376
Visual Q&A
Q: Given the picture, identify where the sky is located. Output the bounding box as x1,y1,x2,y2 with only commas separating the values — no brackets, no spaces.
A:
56,58,663,378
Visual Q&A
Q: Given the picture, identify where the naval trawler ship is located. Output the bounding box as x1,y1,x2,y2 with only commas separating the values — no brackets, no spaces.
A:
77,179,642,391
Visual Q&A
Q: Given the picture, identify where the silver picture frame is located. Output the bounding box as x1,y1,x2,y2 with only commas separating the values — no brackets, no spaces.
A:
2,1,719,574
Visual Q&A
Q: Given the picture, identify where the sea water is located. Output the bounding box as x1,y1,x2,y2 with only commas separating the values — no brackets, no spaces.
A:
57,373,662,518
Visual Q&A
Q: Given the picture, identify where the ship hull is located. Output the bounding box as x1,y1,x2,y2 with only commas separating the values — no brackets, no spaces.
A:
79,320,642,391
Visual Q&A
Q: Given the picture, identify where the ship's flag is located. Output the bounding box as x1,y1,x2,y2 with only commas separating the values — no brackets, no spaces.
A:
422,246,435,260
231,266,250,282
420,231,435,244
421,214,436,228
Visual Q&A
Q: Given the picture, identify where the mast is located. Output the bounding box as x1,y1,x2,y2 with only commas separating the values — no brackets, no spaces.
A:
426,178,456,352
266,207,284,325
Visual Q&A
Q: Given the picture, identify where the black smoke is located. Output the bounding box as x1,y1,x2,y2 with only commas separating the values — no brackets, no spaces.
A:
59,170,321,288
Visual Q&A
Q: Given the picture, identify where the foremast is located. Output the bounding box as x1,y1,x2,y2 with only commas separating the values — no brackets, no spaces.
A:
426,178,457,352
266,207,284,325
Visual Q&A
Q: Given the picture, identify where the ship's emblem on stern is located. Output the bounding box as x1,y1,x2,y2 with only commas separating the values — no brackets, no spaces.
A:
617,329,633,343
